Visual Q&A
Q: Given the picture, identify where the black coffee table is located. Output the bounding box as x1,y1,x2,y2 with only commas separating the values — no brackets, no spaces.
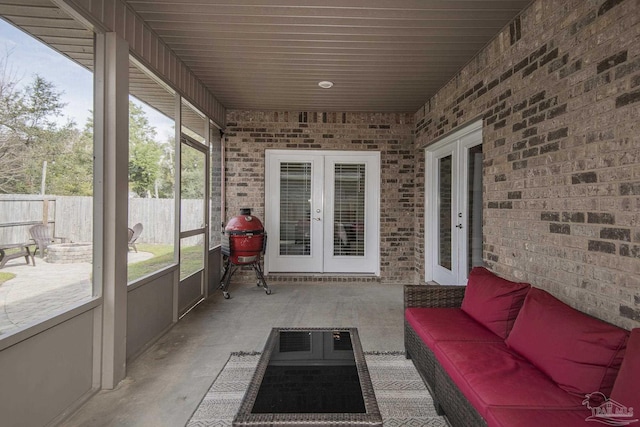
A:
233,327,382,427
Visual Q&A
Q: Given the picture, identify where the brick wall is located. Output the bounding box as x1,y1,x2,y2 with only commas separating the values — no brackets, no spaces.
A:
224,110,414,284
414,0,640,329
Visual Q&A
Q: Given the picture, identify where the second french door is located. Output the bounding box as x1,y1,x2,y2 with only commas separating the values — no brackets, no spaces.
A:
426,121,483,285
178,136,207,316
265,150,380,274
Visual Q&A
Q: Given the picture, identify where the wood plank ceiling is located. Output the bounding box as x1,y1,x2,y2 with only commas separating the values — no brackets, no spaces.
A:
0,1,94,69
125,0,532,112
0,0,532,115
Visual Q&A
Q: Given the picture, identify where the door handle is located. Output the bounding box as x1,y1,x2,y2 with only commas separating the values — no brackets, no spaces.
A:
314,217,322,221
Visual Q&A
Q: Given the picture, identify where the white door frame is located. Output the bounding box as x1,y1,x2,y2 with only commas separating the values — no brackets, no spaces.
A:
265,150,380,275
425,120,482,285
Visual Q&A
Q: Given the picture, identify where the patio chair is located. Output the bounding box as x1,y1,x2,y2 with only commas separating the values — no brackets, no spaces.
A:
128,223,143,252
29,224,68,258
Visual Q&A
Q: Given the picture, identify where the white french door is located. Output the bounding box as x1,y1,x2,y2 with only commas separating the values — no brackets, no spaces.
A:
265,150,380,274
426,121,483,285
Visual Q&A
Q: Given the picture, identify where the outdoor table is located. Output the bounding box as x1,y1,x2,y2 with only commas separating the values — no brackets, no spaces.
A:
233,327,382,427
0,243,36,268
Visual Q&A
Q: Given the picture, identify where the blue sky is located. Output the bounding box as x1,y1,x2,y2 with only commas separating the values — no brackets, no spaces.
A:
0,19,173,141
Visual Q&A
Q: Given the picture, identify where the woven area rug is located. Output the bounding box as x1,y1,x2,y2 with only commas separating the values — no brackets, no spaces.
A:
187,351,447,426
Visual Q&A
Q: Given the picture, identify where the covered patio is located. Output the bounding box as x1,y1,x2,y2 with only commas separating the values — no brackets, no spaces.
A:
0,0,638,426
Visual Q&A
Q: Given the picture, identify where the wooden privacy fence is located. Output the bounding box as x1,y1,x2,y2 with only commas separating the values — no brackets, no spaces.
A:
0,194,203,245
0,195,57,244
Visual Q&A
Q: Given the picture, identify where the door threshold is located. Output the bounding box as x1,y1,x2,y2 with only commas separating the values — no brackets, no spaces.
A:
265,273,381,284
267,273,378,277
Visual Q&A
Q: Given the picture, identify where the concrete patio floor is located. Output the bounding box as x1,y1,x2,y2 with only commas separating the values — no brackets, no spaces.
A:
0,251,153,335
62,279,406,426
0,253,409,426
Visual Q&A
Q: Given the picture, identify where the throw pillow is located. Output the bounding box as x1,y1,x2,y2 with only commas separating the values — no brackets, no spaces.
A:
506,288,629,396
460,267,531,339
610,328,639,413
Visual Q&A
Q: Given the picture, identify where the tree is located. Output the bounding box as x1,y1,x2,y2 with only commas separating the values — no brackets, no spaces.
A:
19,75,66,146
46,118,93,196
180,143,205,199
0,62,75,193
0,52,175,198
155,135,175,198
0,53,28,192
128,100,164,198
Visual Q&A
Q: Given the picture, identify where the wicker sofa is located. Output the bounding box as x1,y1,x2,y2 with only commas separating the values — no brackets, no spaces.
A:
404,267,640,427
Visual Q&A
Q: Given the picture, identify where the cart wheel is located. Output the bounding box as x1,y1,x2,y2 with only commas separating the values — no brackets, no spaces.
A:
223,291,230,299
265,288,272,295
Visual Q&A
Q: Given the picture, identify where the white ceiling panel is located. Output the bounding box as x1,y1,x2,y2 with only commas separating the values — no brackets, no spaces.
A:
125,0,531,112
0,0,532,113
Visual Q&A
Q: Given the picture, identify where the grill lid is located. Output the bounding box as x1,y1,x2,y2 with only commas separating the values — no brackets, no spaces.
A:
225,208,265,234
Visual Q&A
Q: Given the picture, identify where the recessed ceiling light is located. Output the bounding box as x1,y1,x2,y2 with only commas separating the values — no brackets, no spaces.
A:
318,81,333,89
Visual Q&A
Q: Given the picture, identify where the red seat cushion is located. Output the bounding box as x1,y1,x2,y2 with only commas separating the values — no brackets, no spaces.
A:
610,328,640,414
433,341,583,418
506,288,629,396
405,307,503,348
485,407,593,427
460,267,530,339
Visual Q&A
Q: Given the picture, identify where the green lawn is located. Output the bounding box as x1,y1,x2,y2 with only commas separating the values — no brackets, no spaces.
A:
127,243,204,282
127,244,174,282
1,244,203,285
0,272,16,286
0,247,27,285
178,245,205,281
0,247,21,284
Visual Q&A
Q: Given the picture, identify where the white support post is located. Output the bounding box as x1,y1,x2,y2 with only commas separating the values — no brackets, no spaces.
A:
95,32,129,389
203,118,210,299
173,95,182,323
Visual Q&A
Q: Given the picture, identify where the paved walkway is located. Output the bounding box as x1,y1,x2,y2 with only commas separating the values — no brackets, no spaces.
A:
0,251,153,335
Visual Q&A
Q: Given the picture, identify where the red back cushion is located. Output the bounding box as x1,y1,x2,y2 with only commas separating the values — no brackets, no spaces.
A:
506,288,629,396
460,267,531,339
610,328,640,412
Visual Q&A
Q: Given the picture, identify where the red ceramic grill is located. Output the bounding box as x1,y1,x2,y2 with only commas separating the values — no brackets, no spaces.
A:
220,208,271,299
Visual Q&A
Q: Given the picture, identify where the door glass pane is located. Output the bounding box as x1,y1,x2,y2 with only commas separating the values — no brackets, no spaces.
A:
180,235,204,280
468,145,483,272
279,162,311,256
180,140,206,232
334,164,365,256
438,155,453,270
